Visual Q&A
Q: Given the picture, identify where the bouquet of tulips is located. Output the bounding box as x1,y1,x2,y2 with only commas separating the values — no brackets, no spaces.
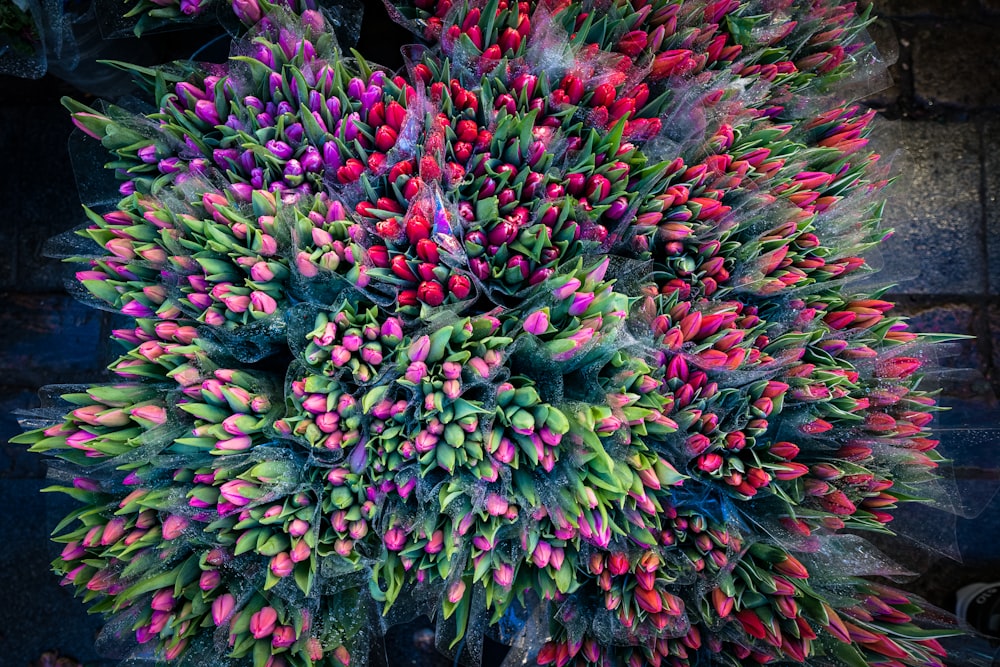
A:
0,0,61,76
14,0,965,665
0,0,39,54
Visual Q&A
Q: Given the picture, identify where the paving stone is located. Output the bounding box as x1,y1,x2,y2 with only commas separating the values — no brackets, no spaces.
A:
875,121,984,294
872,0,981,18
0,104,87,292
985,117,1000,293
891,300,982,373
986,304,1000,381
0,293,110,387
0,387,49,479
0,479,110,666
911,21,1000,109
0,224,15,291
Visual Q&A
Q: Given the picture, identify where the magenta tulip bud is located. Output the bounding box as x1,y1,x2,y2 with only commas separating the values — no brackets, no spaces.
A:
137,144,158,164
493,563,514,587
408,335,430,362
272,625,296,648
290,540,311,563
231,0,261,22
211,594,235,626
250,291,278,315
266,140,294,161
531,541,552,568
100,517,126,546
384,526,406,551
552,278,581,300
219,480,255,506
135,625,156,644
151,588,175,612
288,519,310,537
250,607,278,639
194,99,220,126
179,0,203,15
405,361,428,384
199,569,221,591
686,433,712,456
61,541,86,561
488,219,518,246
568,292,595,316
447,579,466,603
162,514,189,540
271,552,294,577
485,493,509,516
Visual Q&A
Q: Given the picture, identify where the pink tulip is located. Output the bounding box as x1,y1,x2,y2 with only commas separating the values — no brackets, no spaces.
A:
211,594,235,626
250,606,278,639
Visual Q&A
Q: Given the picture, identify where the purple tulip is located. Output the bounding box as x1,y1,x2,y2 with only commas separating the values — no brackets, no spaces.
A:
219,480,255,506
301,146,322,172
322,142,341,170
523,310,549,335
384,526,406,551
568,292,595,316
194,99,219,125
272,625,296,648
137,145,158,164
231,0,261,23
266,140,293,161
199,570,221,590
552,278,581,300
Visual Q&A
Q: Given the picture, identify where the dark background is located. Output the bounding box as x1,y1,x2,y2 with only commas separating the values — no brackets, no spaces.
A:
1,0,999,664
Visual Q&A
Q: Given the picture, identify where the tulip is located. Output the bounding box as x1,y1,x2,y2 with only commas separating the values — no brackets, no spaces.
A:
272,625,296,648
384,526,406,551
161,514,189,540
250,606,278,639
219,480,256,506
523,310,549,336
211,594,235,626
447,579,466,603
493,563,514,587
232,0,261,22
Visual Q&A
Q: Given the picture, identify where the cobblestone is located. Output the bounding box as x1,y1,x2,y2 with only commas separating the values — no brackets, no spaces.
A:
872,0,981,18
986,118,1000,293
0,105,87,292
0,480,111,666
877,121,984,294
0,293,110,387
0,388,47,479
911,21,1000,108
892,299,983,377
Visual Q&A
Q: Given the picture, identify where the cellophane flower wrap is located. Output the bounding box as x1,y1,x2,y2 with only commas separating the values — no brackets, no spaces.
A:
0,0,76,77
15,0,965,665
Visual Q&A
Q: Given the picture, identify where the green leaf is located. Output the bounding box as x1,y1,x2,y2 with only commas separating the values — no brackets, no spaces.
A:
121,569,178,599
294,560,313,595
830,641,870,667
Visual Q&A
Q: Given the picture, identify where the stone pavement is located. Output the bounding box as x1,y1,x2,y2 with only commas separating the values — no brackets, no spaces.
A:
1,0,999,664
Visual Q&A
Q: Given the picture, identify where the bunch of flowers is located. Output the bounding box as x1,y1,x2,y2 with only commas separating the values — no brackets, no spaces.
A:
0,0,73,77
0,0,39,55
16,0,962,665
97,0,328,36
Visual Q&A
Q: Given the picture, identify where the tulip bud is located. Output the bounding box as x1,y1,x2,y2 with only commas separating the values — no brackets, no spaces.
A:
250,606,278,638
